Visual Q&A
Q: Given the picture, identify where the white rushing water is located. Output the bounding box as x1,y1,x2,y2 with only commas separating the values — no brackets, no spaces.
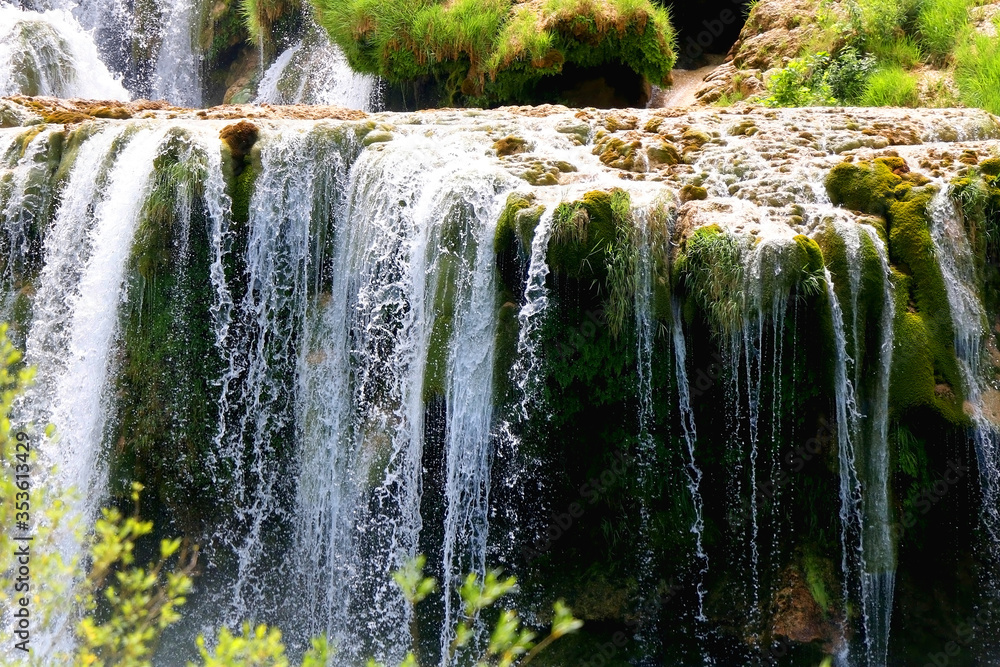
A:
4,103,1000,666
150,0,202,106
671,300,709,632
255,35,378,110
824,220,897,667
0,3,129,99
12,124,166,658
825,266,866,666
260,124,518,664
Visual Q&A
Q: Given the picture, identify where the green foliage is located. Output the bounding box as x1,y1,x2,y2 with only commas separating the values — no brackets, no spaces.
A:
763,47,875,107
915,0,970,65
870,34,923,69
191,624,329,667
393,553,438,605
762,49,874,107
547,189,636,338
674,225,748,333
389,556,581,667
763,53,835,107
75,484,199,667
824,47,878,104
955,31,1000,115
860,66,920,107
308,0,676,106
952,165,1000,267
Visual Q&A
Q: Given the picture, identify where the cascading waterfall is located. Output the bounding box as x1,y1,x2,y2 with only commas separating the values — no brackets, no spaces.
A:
671,300,710,632
824,266,866,665
823,220,896,667
254,20,379,110
150,0,202,106
272,125,518,663
4,100,1000,666
12,125,168,658
859,226,896,667
0,3,129,99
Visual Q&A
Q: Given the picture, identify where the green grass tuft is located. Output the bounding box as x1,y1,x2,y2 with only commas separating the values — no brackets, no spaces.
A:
860,66,920,107
870,34,923,69
915,0,971,65
955,32,1000,115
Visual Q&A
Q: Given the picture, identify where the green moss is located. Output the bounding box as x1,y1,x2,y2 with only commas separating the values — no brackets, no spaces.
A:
679,184,708,202
495,191,544,294
981,158,1000,177
825,158,903,217
309,0,676,106
888,189,965,421
111,134,227,525
827,158,967,422
548,190,618,278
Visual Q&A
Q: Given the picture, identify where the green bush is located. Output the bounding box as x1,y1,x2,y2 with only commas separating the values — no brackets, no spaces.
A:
955,31,1000,114
763,52,835,107
860,66,921,106
825,47,878,103
763,49,874,107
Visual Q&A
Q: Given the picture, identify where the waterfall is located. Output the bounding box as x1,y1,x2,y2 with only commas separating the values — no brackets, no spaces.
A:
928,186,1000,610
859,225,896,667
671,300,709,631
255,27,379,110
4,101,1000,666
150,0,202,106
824,220,896,667
262,124,517,663
825,266,867,665
13,125,168,658
0,3,129,99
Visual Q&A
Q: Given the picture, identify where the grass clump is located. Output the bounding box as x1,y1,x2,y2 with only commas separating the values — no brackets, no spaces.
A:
870,34,923,69
955,31,1000,114
308,0,676,106
915,0,970,65
674,225,749,334
860,66,921,106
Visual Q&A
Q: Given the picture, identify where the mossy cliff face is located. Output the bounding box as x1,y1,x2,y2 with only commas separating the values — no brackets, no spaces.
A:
5,99,1000,663
110,127,228,526
308,0,676,106
826,157,966,423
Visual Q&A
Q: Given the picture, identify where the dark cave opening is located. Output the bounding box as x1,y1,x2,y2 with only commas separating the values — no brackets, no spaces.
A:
662,0,753,68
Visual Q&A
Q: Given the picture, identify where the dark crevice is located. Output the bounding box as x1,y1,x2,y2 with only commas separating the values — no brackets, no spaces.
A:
660,0,753,68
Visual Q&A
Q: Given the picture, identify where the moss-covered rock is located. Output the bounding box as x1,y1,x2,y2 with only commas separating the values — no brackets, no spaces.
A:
495,191,544,294
826,158,966,423
825,157,903,217
309,0,676,107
